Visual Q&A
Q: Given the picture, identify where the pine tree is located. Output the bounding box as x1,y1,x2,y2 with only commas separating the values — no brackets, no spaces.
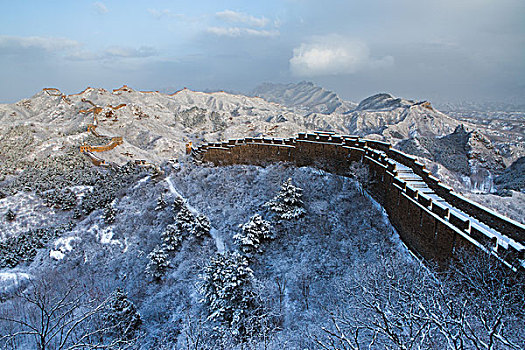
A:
162,224,184,251
104,288,142,340
175,206,195,233
5,209,16,222
104,204,116,225
146,246,170,281
264,178,305,220
155,193,167,211
233,214,273,257
173,196,185,212
162,207,211,251
193,214,211,238
199,252,258,336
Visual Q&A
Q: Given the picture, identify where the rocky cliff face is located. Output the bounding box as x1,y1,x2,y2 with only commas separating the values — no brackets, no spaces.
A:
495,157,525,192
397,125,506,192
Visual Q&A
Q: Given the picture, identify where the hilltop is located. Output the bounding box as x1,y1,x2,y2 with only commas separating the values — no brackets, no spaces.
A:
253,81,357,114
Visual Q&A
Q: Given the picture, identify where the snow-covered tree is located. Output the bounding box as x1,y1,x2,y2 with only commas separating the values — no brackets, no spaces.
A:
162,224,184,251
5,209,15,222
146,246,170,281
73,207,82,219
104,204,116,225
264,178,305,220
172,196,185,212
0,276,121,350
199,252,259,337
175,206,195,232
42,188,77,211
155,193,167,211
162,207,211,251
193,214,211,238
233,214,273,257
175,206,211,238
103,288,142,341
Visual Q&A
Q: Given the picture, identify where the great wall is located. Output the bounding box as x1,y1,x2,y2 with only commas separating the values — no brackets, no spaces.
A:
39,87,524,270
77,96,126,166
41,87,159,171
189,132,525,271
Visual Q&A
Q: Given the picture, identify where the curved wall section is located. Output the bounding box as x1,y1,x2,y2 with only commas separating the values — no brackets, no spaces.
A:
191,132,524,271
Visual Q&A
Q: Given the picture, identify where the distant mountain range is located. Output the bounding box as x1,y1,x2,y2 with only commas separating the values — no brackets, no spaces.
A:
252,81,357,114
0,82,523,193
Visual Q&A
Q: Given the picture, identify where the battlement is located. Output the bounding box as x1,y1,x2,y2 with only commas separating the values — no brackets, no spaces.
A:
191,133,525,271
79,137,123,153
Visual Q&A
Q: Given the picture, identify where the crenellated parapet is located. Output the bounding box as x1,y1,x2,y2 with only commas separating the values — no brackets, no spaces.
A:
190,132,525,271
78,100,127,164
79,137,123,153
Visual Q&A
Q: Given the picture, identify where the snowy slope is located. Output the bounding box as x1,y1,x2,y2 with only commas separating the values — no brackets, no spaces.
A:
253,81,357,114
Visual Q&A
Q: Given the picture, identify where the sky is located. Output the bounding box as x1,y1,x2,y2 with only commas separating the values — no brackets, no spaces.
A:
1,0,524,104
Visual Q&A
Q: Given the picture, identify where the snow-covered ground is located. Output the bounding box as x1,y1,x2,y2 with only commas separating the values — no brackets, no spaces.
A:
0,192,58,240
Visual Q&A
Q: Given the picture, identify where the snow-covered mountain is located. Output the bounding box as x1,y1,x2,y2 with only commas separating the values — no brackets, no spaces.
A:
0,85,521,194
1,84,524,349
345,93,461,140
397,125,506,192
252,81,357,114
0,86,307,169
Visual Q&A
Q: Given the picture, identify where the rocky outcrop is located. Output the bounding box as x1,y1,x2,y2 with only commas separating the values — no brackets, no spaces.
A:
355,93,413,111
495,157,525,192
397,125,505,192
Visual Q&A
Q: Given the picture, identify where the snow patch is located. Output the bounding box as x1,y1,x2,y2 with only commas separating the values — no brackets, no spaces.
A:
0,272,31,293
69,185,94,200
50,236,82,260
87,224,123,247
0,192,57,240
132,175,151,190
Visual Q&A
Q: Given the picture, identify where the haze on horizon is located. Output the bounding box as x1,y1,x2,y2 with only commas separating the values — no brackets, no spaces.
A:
1,0,524,105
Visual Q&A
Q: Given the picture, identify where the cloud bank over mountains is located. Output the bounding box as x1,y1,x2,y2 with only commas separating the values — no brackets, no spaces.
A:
290,35,394,77
0,1,523,104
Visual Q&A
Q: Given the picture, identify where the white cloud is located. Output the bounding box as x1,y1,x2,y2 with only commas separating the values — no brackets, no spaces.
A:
216,10,268,28
207,27,279,38
65,50,102,61
65,46,157,61
93,2,108,14
289,35,394,77
104,46,157,58
148,8,178,20
0,35,79,54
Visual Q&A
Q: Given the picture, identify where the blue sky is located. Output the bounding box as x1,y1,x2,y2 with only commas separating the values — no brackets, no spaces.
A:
1,0,524,104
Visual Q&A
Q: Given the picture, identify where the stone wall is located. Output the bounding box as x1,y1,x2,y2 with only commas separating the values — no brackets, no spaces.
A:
191,132,525,271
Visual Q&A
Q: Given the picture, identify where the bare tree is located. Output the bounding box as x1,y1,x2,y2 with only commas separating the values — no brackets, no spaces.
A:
0,276,132,350
298,274,311,311
274,275,287,314
313,252,524,350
